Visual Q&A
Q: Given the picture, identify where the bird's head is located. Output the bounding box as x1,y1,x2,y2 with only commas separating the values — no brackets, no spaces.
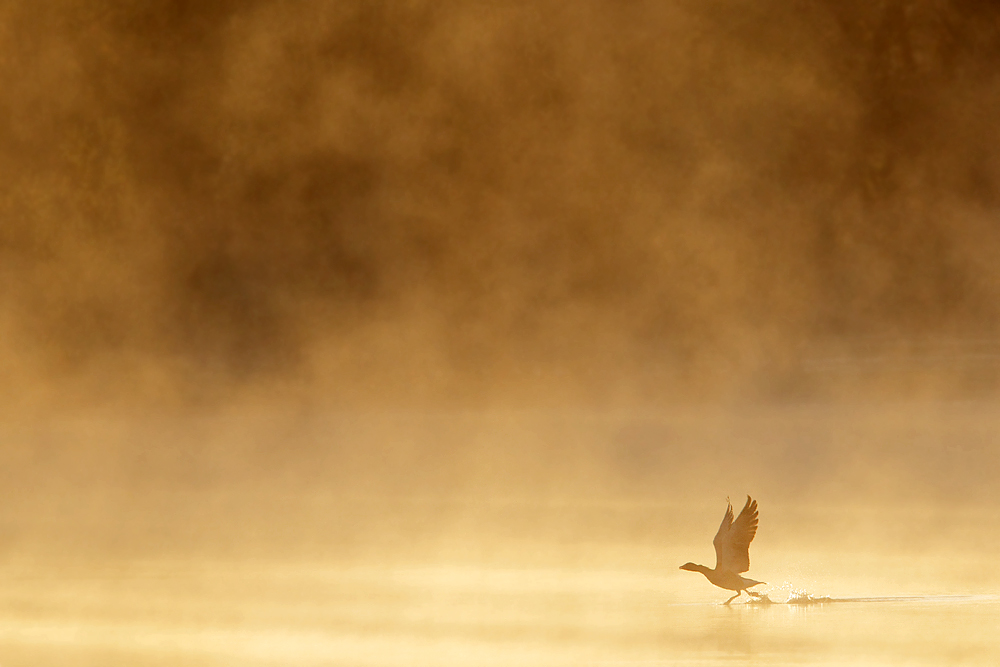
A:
679,562,701,572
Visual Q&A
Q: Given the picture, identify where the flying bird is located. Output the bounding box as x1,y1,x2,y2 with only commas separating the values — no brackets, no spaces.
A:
680,495,765,604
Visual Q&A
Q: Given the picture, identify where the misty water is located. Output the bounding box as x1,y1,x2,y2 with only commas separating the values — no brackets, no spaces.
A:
1,530,998,666
2,404,999,665
2,500,999,665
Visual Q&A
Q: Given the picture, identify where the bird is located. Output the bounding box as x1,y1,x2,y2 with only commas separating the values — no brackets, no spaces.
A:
680,495,765,604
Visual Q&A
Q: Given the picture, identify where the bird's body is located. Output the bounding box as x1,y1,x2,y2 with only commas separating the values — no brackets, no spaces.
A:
680,496,765,604
681,564,764,593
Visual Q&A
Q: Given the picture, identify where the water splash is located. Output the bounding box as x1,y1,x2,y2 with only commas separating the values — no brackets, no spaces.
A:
784,590,836,605
742,583,836,605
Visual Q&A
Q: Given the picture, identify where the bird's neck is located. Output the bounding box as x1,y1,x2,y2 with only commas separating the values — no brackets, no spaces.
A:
691,564,713,576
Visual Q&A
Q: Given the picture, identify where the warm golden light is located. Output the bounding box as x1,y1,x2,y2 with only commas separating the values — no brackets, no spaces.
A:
1,1,999,664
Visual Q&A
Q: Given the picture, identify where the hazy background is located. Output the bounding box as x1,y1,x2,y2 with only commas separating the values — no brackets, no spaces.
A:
1,0,1000,567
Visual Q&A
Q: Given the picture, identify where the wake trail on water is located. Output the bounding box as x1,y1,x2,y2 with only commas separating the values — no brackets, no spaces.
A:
737,584,999,606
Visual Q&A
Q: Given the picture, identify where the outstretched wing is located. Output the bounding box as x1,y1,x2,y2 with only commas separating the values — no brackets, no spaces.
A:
712,496,758,573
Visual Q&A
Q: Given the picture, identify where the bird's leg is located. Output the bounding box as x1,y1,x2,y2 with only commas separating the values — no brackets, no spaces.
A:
723,592,741,605
747,590,764,598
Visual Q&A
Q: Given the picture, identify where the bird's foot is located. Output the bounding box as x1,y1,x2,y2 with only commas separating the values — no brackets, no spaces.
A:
747,590,764,598
723,593,741,605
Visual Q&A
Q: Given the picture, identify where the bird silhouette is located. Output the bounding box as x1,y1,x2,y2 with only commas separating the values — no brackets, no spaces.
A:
680,495,765,604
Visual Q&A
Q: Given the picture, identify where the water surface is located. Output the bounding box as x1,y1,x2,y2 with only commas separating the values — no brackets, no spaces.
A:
1,546,997,665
